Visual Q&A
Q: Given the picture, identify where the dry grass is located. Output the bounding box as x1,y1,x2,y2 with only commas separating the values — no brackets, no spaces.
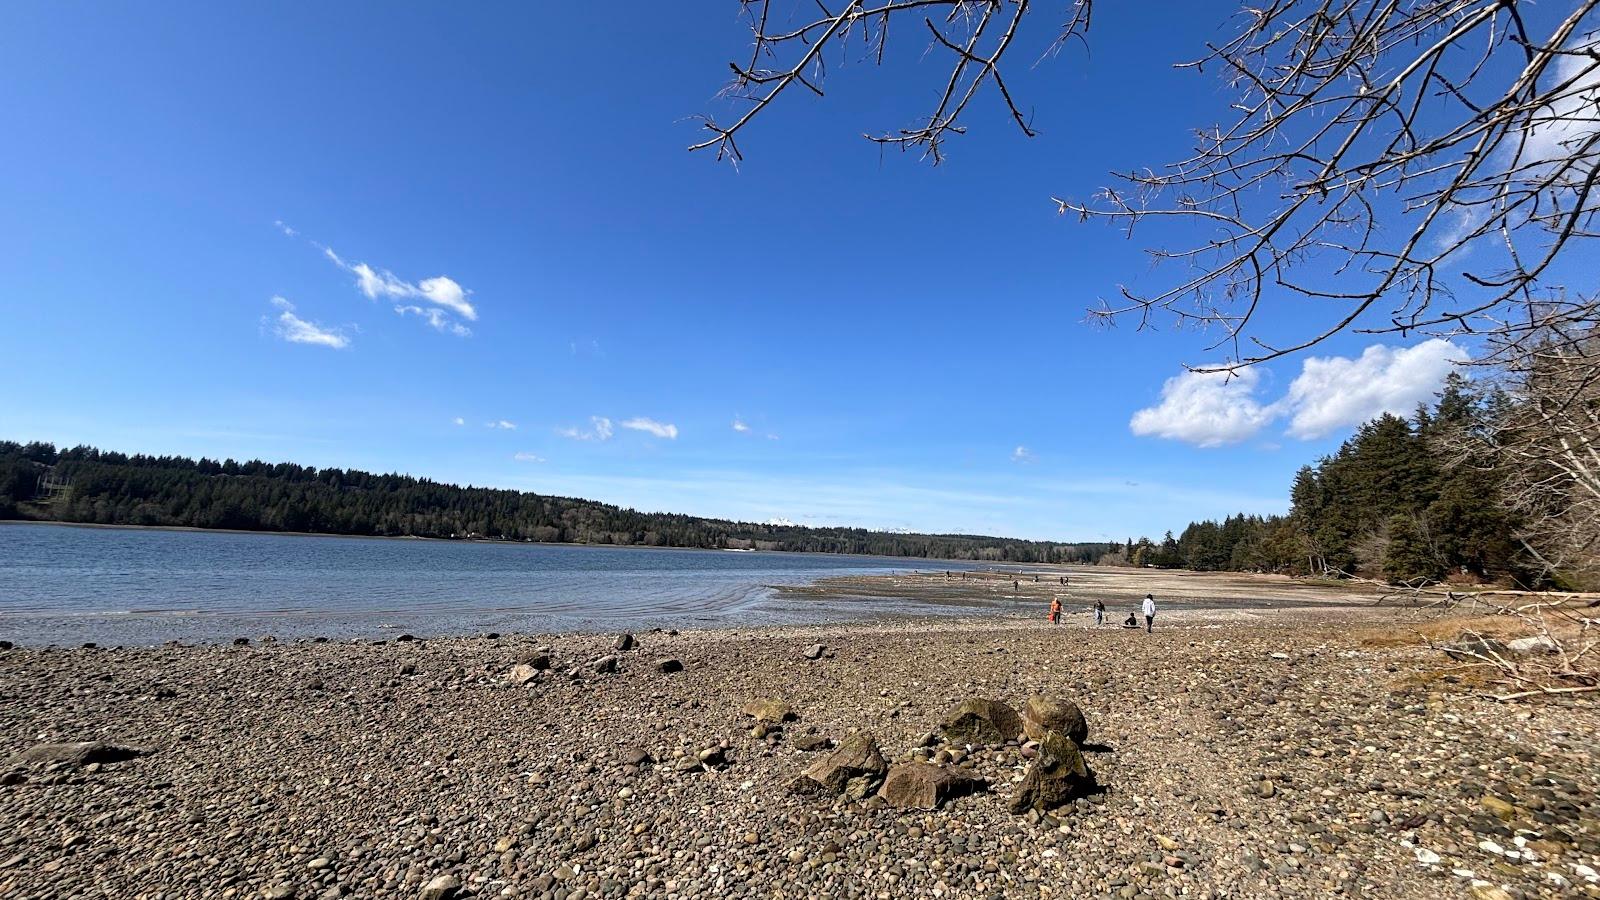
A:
1354,615,1526,648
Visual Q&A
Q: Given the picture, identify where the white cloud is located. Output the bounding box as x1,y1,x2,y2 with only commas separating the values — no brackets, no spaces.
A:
1011,445,1034,463
1129,367,1274,447
396,304,471,337
732,419,751,433
1282,339,1468,439
452,417,465,426
320,244,478,331
486,420,517,430
1129,340,1469,446
512,452,546,463
557,416,614,441
1519,44,1600,176
265,297,349,349
621,417,679,440
274,219,297,237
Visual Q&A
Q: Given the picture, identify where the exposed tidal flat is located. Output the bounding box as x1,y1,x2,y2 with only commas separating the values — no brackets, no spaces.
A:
2,600,1597,900
2,523,1596,899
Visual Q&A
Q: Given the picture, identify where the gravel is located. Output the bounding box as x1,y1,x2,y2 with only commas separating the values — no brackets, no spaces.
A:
0,611,1596,899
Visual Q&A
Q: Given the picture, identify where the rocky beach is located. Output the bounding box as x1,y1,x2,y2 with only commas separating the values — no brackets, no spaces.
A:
2,595,1597,900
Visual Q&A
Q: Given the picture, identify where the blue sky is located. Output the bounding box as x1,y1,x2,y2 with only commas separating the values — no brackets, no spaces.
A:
0,2,1549,541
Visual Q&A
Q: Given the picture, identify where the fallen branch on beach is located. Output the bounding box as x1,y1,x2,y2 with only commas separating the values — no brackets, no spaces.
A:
1324,566,1600,702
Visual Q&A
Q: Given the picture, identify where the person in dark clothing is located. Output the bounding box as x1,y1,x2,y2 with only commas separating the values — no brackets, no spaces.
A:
1093,599,1105,626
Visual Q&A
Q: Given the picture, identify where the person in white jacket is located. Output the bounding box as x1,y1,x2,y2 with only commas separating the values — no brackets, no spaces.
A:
1141,594,1157,633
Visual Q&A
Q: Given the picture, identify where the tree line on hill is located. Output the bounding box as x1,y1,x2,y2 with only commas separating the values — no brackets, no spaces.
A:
0,442,1111,564
1109,368,1590,589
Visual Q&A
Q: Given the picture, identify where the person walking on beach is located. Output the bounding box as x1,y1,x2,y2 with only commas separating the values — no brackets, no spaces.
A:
1094,599,1105,626
1048,596,1062,624
1142,593,1157,633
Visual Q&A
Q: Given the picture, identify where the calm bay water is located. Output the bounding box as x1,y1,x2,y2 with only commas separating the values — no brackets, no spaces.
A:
0,522,987,645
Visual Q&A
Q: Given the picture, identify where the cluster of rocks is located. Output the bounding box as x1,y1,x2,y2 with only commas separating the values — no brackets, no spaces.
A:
505,633,684,685
776,693,1098,818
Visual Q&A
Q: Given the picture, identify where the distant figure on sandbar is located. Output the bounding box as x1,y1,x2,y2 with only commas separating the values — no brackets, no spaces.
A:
1142,593,1157,633
1094,599,1105,626
1122,612,1139,629
1048,596,1062,624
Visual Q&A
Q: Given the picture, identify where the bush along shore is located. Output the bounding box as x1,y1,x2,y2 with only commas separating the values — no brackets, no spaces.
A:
1,612,1598,899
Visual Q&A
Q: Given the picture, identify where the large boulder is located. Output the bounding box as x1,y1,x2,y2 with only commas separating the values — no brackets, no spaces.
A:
743,699,797,723
1008,731,1094,814
789,731,887,799
879,762,987,810
507,664,540,685
940,698,1022,746
6,742,145,768
1022,695,1088,744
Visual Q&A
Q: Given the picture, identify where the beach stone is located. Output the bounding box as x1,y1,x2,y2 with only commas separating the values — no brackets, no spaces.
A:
654,658,683,673
789,731,886,797
620,747,652,767
879,762,986,810
232,637,250,646
418,874,459,900
1506,635,1557,655
1021,695,1088,744
940,698,1022,746
803,643,826,660
6,742,144,769
614,633,636,651
592,655,619,674
0,641,12,650
743,699,797,723
794,734,832,752
508,664,540,685
1008,731,1094,814
517,651,551,669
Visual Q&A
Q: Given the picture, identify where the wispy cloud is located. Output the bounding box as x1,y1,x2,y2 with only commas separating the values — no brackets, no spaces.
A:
322,246,477,322
512,452,545,463
452,417,465,426
274,227,479,338
486,420,517,430
621,417,679,440
1129,339,1469,446
1011,445,1034,463
396,304,471,337
265,297,349,349
557,416,614,441
732,418,751,433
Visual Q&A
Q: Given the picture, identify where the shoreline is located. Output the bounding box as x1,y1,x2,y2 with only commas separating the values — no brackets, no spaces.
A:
0,561,1391,649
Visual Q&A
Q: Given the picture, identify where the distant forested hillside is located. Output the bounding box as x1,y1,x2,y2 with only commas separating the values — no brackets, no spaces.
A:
0,441,1111,563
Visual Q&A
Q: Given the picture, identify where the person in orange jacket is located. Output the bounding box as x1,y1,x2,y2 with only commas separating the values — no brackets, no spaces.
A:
1048,596,1063,624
